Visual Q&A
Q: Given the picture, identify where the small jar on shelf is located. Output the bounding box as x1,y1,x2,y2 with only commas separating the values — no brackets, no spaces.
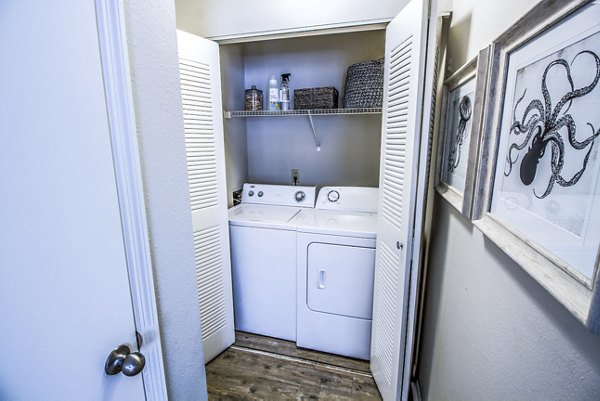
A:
244,85,263,111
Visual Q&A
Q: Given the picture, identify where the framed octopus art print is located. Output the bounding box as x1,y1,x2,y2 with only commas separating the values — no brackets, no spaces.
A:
435,46,491,218
472,0,600,333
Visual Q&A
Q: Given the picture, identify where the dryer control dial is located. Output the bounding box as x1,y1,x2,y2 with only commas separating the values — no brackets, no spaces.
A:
294,191,306,202
248,190,255,197
327,190,340,203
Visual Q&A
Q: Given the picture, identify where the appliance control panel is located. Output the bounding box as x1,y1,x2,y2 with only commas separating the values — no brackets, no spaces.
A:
241,183,316,207
316,186,379,213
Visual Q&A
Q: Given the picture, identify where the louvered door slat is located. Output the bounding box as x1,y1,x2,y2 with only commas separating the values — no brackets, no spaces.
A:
190,193,219,204
182,105,213,112
180,55,220,213
178,30,235,364
180,80,212,91
186,153,216,160
181,95,212,105
184,124,214,129
372,242,400,383
189,173,218,181
193,226,227,340
381,37,413,230
188,171,218,179
189,184,218,192
180,71,211,83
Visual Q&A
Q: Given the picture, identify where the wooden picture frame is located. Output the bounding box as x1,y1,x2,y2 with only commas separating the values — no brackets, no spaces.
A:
472,0,600,332
435,46,490,218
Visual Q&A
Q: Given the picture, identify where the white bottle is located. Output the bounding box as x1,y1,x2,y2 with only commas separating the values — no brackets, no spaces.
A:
268,75,280,110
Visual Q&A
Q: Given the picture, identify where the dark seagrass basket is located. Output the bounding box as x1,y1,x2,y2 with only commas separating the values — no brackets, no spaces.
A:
294,87,339,109
343,58,384,108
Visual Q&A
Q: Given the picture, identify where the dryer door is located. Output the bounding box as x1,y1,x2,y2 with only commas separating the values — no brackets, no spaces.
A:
307,242,376,320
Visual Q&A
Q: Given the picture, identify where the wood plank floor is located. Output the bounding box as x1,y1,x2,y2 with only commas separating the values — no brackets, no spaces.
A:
206,332,382,400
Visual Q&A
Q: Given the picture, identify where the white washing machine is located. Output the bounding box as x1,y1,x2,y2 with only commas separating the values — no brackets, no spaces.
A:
291,186,379,360
228,183,316,341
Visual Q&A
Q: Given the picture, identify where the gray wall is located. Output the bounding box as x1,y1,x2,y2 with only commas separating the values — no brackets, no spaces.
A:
241,31,385,188
124,0,207,399
419,201,600,400
220,44,249,205
418,1,600,400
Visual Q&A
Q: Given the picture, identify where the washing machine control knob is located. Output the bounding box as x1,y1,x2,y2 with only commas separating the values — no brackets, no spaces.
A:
257,191,264,197
294,191,306,202
327,190,340,203
248,190,255,197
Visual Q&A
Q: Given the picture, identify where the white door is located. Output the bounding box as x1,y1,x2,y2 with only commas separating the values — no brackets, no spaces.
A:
0,1,147,400
370,0,431,400
176,31,235,363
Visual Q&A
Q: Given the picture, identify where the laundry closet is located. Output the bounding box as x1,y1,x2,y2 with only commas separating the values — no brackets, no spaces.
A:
176,0,438,399
219,30,384,203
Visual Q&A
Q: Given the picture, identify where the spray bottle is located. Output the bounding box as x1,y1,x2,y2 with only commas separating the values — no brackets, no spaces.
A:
280,73,291,111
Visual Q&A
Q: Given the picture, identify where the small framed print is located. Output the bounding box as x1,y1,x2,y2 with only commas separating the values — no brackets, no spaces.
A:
435,46,490,218
473,0,600,332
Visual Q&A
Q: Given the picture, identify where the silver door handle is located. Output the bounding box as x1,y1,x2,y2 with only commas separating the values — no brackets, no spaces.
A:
105,344,146,376
318,269,326,289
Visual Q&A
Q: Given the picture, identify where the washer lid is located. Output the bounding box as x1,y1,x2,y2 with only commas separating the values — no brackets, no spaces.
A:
291,209,377,238
228,204,301,224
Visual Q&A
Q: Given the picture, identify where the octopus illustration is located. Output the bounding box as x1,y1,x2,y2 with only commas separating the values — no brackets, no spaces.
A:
505,50,600,199
447,95,473,172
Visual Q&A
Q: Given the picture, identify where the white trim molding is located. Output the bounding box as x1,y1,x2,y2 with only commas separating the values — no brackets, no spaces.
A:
208,19,390,45
95,0,168,399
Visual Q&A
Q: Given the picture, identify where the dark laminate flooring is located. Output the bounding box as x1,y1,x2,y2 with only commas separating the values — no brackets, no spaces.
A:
206,331,382,400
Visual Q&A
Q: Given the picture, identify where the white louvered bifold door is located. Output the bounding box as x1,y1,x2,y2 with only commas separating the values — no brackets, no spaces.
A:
176,30,235,363
370,0,430,400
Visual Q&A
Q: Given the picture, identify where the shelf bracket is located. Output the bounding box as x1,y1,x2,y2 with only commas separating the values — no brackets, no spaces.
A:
307,112,321,151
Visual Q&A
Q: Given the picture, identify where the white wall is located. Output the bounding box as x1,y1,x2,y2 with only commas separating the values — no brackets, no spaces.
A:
123,0,207,399
240,31,384,188
175,0,405,41
417,1,600,399
445,0,537,74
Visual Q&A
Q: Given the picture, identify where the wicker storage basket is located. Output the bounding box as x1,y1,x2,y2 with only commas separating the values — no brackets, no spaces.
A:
343,58,384,108
293,87,339,110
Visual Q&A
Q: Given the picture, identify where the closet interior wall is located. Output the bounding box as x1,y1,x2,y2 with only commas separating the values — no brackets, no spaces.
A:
220,44,248,206
220,30,386,202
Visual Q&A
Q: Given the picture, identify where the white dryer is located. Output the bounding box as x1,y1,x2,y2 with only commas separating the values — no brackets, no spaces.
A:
228,183,316,341
291,186,379,360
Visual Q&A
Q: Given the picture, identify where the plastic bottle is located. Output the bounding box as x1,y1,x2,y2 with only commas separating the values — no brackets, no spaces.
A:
268,75,280,110
280,73,291,111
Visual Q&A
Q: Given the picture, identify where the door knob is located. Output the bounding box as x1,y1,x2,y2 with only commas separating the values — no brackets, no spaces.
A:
105,344,146,376
396,241,404,250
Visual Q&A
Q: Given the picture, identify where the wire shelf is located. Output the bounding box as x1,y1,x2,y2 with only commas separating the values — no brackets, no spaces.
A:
223,108,382,151
224,108,382,118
